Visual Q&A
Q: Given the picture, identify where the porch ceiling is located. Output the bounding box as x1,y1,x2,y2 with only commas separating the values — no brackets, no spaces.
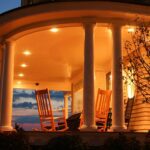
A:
14,26,112,85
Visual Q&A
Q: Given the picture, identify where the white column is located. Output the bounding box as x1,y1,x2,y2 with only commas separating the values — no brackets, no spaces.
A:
81,22,96,131
0,41,15,131
64,94,69,119
71,84,75,114
111,24,126,131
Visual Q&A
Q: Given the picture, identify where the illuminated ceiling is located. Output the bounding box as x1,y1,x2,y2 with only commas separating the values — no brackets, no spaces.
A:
14,26,113,84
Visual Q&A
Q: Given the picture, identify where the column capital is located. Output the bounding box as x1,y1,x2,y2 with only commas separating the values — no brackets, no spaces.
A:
110,22,124,30
82,22,96,29
0,36,12,46
82,17,96,29
0,40,15,52
0,42,5,50
3,41,15,54
4,40,14,47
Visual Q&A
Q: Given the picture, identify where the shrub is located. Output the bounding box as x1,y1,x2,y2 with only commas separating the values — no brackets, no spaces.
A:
14,122,24,132
144,131,150,150
0,131,30,150
127,136,141,150
103,133,141,150
44,134,87,150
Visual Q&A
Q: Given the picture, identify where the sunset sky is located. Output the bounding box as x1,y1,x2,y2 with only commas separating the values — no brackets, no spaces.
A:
0,0,20,13
13,89,71,130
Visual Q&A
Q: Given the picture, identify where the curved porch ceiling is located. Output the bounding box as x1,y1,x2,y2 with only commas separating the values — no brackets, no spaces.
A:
15,26,112,82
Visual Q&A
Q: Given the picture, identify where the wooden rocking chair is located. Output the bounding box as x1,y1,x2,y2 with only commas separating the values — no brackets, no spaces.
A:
80,89,112,131
35,89,67,131
95,88,112,131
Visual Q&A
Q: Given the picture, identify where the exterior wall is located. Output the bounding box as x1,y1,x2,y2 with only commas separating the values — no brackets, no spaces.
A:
21,0,51,6
72,75,83,114
21,0,31,6
21,0,150,6
123,56,150,132
128,91,150,132
73,88,83,114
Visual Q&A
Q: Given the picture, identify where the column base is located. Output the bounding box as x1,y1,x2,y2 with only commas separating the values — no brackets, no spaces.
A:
80,124,97,131
110,125,127,132
0,126,15,132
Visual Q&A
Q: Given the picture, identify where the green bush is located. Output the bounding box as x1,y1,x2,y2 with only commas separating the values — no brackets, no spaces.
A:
44,134,87,150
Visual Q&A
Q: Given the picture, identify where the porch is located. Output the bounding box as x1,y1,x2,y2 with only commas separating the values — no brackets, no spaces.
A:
0,25,145,132
0,1,149,133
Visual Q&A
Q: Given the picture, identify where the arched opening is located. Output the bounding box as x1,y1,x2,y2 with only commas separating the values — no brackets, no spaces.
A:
12,25,113,131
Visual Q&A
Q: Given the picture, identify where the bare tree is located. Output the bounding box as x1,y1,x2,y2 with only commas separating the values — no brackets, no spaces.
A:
123,19,150,103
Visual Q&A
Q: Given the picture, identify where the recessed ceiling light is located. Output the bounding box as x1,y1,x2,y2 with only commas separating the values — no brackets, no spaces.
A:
109,74,112,80
20,63,27,68
23,50,31,56
18,73,24,77
49,27,59,33
17,81,22,84
128,28,135,33
107,28,112,34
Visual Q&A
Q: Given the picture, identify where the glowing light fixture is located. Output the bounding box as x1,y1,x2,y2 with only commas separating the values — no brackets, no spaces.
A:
23,50,31,56
107,28,112,34
20,63,27,68
109,74,112,80
17,81,22,84
126,69,135,99
128,28,135,33
49,27,59,33
127,84,135,99
18,73,24,77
